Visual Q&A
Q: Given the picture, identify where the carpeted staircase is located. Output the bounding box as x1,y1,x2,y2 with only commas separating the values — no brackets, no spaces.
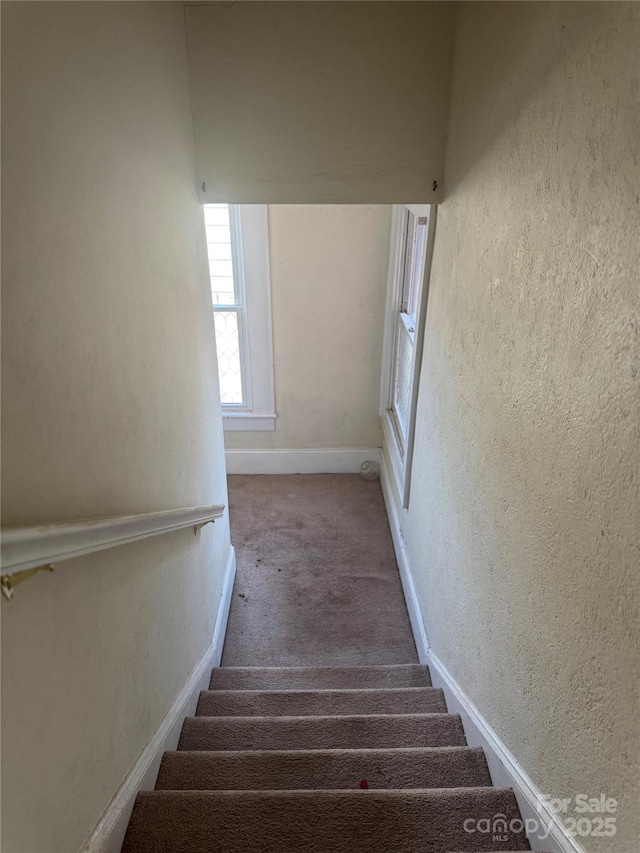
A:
122,663,533,852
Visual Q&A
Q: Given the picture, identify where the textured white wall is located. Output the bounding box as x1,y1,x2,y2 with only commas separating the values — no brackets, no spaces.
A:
225,205,391,451
398,4,639,850
1,4,230,851
185,2,455,203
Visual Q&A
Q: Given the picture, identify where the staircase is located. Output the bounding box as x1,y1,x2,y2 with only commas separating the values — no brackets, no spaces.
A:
122,663,532,852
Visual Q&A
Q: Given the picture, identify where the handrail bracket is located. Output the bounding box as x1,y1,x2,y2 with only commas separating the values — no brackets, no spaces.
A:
193,520,215,535
1,564,55,601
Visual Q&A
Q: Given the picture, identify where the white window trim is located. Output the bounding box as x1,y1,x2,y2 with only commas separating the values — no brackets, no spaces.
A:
380,204,436,508
219,204,275,431
222,412,277,432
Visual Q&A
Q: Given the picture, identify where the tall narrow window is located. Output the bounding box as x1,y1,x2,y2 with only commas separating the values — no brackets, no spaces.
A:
204,204,275,430
380,205,435,507
206,204,245,405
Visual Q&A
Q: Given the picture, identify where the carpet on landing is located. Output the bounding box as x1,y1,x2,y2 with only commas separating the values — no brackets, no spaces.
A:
223,474,417,667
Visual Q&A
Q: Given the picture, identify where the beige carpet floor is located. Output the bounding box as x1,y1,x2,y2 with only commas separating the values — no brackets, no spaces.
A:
221,474,418,666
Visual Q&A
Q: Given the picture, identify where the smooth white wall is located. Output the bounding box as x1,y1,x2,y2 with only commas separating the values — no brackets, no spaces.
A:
1,4,230,851
185,2,455,203
391,4,639,850
225,205,391,451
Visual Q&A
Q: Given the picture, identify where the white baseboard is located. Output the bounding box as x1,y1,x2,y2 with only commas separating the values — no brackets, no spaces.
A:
427,650,585,853
379,454,429,662
80,546,236,853
225,447,382,475
210,544,237,658
379,453,583,853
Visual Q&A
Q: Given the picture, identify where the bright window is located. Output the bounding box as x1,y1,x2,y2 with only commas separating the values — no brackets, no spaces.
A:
381,205,435,507
204,204,275,430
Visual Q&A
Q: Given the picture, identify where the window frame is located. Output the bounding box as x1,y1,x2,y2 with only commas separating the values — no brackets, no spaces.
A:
206,203,276,431
380,204,436,508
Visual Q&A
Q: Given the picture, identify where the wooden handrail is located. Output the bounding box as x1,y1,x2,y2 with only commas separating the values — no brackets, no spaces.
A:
0,504,225,599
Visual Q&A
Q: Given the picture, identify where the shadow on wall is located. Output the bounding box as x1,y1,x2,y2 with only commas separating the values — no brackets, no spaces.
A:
444,3,600,195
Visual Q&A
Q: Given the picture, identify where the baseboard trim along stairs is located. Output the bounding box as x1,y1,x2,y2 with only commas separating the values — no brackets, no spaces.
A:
121,663,537,852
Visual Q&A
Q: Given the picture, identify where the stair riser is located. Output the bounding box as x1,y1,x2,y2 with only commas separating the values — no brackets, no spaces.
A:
197,687,447,716
178,714,466,751
157,747,492,790
122,788,529,853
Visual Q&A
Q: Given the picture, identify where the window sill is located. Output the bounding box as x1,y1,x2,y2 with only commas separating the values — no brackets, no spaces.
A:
222,412,276,432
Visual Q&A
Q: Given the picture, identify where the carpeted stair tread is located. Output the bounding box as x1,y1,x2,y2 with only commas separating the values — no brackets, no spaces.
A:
210,664,432,690
156,746,491,790
196,686,447,716
121,788,529,853
178,713,466,751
